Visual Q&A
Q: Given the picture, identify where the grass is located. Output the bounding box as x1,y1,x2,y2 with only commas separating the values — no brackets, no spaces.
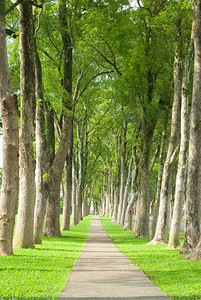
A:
100,216,201,300
0,215,92,299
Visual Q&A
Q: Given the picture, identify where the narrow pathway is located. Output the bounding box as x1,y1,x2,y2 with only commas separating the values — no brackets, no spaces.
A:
58,216,171,299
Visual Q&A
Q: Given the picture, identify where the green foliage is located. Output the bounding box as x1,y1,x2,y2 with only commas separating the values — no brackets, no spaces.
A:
101,217,201,300
0,216,92,299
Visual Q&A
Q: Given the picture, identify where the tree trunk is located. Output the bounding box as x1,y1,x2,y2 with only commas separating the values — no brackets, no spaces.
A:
168,33,193,249
61,143,72,231
124,193,138,231
44,116,73,236
149,58,182,244
33,31,48,244
76,121,84,223
120,154,133,226
13,3,35,249
124,151,138,231
112,127,120,223
133,117,155,237
44,0,73,236
180,1,201,254
71,153,77,225
0,1,19,255
117,119,127,224
112,186,119,223
150,113,168,240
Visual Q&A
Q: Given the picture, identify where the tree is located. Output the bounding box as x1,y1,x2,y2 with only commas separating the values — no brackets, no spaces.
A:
0,0,19,255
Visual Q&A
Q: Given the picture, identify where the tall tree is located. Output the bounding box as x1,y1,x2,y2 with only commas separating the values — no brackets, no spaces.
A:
0,0,19,255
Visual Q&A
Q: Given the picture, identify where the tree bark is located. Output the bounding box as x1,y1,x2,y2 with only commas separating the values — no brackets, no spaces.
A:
168,33,193,249
71,152,77,225
117,119,127,224
0,1,19,255
124,193,138,231
150,113,168,240
149,29,182,244
13,2,36,249
61,148,72,231
180,1,201,254
33,29,48,244
76,120,84,223
120,154,133,226
44,116,73,236
133,117,155,237
44,0,73,236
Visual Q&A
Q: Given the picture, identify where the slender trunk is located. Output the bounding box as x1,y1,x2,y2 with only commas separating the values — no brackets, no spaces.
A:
117,120,127,224
124,193,138,230
120,155,133,226
112,186,119,222
76,121,83,223
0,1,19,255
150,114,168,240
168,34,193,249
43,108,55,235
71,153,77,225
61,156,72,231
181,2,201,254
124,157,138,230
112,128,120,223
33,32,48,244
61,137,72,230
105,173,111,217
14,3,35,249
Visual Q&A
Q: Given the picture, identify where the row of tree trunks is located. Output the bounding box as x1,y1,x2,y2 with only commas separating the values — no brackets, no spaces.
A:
149,20,182,244
181,0,201,256
168,31,194,249
150,113,168,240
0,0,19,255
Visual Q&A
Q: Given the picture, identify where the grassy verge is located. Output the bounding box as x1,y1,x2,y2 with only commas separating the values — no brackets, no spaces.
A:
100,216,201,300
0,215,92,299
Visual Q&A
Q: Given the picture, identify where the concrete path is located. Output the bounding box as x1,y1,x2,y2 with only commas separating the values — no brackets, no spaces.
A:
58,216,171,299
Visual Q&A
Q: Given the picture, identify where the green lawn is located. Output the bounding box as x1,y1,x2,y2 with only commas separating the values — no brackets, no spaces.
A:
0,215,92,299
100,216,201,300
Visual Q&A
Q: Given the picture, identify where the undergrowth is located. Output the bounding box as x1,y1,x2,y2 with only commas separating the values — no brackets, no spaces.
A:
0,215,92,299
100,216,201,300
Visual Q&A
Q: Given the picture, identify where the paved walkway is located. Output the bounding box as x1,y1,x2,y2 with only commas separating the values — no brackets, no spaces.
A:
58,216,171,299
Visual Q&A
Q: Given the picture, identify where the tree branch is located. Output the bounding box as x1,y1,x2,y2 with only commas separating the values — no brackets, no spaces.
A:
6,0,43,14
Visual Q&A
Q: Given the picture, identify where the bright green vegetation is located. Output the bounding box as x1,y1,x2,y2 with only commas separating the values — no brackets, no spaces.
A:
0,216,92,299
101,216,201,300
